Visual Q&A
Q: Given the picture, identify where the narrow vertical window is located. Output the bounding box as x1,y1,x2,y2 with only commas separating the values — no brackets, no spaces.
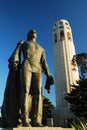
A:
54,33,57,43
60,31,64,40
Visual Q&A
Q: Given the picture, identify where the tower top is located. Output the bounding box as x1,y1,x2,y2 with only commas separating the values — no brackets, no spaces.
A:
54,19,70,26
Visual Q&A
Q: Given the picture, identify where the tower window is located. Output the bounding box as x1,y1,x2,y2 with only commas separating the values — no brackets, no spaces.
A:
59,21,63,26
60,31,65,40
54,33,57,42
65,22,69,25
67,32,71,40
59,26,63,29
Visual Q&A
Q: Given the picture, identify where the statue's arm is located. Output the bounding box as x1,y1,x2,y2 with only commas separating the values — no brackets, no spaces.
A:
12,40,24,62
8,40,24,70
41,50,51,77
41,50,54,93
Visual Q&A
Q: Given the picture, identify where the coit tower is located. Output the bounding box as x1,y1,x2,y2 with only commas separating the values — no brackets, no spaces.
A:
53,19,79,126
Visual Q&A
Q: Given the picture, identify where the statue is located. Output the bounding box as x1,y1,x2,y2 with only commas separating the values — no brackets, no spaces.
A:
1,29,54,127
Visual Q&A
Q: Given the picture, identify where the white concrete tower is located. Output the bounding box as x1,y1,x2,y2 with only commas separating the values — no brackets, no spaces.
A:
53,19,79,126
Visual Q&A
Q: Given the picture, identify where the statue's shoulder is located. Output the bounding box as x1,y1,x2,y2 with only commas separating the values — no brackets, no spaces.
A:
16,40,25,48
35,42,44,51
18,40,25,45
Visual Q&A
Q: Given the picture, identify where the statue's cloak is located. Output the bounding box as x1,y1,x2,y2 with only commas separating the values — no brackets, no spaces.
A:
1,53,21,127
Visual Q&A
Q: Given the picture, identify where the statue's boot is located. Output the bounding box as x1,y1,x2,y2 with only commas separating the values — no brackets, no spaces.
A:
22,113,31,127
32,122,43,127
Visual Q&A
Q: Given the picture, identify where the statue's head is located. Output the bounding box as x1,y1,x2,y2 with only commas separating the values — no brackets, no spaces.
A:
27,29,37,41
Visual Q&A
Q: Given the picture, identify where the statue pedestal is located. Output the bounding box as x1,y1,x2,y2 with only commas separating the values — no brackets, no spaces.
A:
0,127,74,130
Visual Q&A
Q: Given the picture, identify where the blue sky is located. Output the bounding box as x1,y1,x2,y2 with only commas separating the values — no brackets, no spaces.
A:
0,0,87,107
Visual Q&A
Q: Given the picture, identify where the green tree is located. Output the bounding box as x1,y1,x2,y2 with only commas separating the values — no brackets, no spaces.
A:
72,53,87,78
65,78,87,118
42,96,54,126
65,53,87,118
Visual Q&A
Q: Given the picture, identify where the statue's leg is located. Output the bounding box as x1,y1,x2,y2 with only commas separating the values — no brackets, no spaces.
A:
31,72,43,127
20,68,32,127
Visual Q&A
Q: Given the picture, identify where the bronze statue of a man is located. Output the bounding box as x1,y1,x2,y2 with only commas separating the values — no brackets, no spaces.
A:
9,29,53,127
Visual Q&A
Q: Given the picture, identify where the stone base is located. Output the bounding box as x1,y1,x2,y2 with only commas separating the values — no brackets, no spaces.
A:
0,127,74,130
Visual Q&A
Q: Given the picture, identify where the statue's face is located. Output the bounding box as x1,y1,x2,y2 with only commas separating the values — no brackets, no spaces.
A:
28,30,37,40
32,31,37,39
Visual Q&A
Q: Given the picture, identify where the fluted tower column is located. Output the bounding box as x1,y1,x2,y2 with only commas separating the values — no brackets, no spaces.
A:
53,19,79,126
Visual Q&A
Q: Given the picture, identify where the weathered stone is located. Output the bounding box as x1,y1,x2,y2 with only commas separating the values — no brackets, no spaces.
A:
0,127,74,130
